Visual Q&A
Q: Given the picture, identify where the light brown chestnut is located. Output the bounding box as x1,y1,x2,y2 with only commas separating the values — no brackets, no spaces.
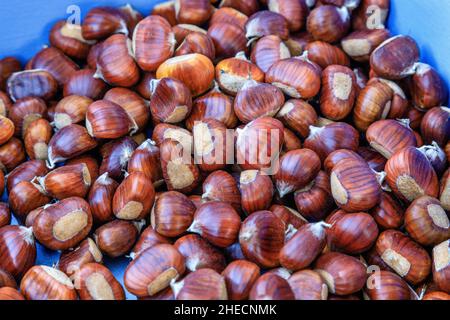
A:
370,35,420,80
314,252,367,296
276,99,317,139
33,197,93,251
171,268,227,300
151,191,196,237
404,196,450,247
53,94,93,129
0,226,36,278
132,15,176,72
175,31,215,60
376,230,431,285
288,269,329,300
365,270,414,300
73,263,125,300
0,91,12,117
113,172,155,220
9,97,47,137
320,65,357,120
0,287,24,300
267,0,308,32
157,53,215,97
385,146,439,203
266,57,321,99
152,123,193,153
47,124,98,168
20,265,77,300
22,118,51,161
341,29,390,62
174,234,227,273
58,238,103,279
94,220,142,258
0,115,14,145
215,54,265,96
250,35,291,73
239,210,285,268
274,148,321,198
222,260,260,300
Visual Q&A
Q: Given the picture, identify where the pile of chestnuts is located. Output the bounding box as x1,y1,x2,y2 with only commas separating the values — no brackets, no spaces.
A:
0,0,449,301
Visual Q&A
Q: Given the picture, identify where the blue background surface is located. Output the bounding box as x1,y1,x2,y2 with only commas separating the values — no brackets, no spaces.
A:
0,0,449,300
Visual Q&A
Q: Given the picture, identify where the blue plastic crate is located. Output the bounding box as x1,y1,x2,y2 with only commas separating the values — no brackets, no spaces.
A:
0,0,449,300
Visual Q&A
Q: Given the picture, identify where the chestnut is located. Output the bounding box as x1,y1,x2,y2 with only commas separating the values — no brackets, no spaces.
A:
127,140,163,186
314,252,367,296
37,163,91,200
420,107,450,147
404,196,450,247
33,197,93,251
152,1,177,26
23,118,52,161
0,91,12,117
20,265,77,300
280,222,330,271
172,268,227,300
152,123,193,152
276,99,318,139
7,69,58,102
239,170,274,214
175,234,227,273
157,53,215,97
304,122,359,162
329,212,379,254
220,0,259,16
8,180,51,222
202,170,241,211
47,124,98,168
9,97,47,137
176,31,216,60
432,240,450,294
365,270,414,300
175,0,213,25
0,287,24,300
222,260,260,300
131,226,171,258
288,269,329,300
125,244,185,297
160,139,200,194
341,29,390,62
423,292,450,300
370,35,420,80
132,16,176,72
94,220,142,258
267,0,308,32
0,203,10,228
274,149,321,198
294,171,335,221
412,63,448,110
49,20,94,60
369,192,405,230
250,35,290,74
81,7,129,40
234,80,285,124
245,10,289,41
73,263,125,300
99,137,138,181
210,7,248,30
376,230,431,285
366,119,417,159
282,128,303,153
151,191,196,237
305,41,350,69
208,23,247,60
0,115,14,146
270,205,308,232
266,57,321,99
249,273,294,300
385,146,439,203
58,238,103,279
0,57,22,91
0,226,36,278
320,65,357,121
63,69,108,100
239,211,285,268
87,173,118,224
352,0,390,30
188,201,241,248
307,5,350,43
96,34,140,87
